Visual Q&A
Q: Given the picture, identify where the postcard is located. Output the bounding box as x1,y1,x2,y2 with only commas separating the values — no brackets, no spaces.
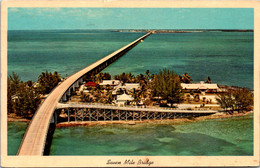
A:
1,0,259,167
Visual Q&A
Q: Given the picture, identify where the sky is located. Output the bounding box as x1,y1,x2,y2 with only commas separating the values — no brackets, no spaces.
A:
8,8,254,30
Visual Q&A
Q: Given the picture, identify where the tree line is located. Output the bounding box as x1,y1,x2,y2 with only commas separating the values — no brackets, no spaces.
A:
8,71,61,118
216,87,253,114
8,69,253,119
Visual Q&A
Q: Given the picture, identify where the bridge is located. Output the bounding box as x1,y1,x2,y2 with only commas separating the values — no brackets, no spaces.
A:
56,102,218,122
18,32,152,156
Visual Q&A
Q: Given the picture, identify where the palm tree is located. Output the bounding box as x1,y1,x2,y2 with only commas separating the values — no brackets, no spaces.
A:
205,76,212,83
181,73,192,83
80,92,92,102
105,91,114,104
131,88,141,105
37,71,61,94
145,70,151,84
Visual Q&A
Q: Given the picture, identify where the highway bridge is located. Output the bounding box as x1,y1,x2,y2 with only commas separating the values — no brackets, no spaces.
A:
18,32,152,156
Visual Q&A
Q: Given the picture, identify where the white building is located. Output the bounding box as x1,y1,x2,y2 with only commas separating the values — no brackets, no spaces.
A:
112,83,140,95
124,83,140,90
181,81,219,92
115,93,134,106
99,80,120,86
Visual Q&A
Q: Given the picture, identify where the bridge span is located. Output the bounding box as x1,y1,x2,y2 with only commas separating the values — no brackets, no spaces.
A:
56,102,218,113
56,102,218,122
18,32,152,156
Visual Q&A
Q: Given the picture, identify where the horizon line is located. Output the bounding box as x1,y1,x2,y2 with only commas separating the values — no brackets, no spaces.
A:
8,28,254,31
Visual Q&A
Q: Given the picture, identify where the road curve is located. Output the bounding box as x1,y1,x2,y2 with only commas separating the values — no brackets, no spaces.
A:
18,32,152,155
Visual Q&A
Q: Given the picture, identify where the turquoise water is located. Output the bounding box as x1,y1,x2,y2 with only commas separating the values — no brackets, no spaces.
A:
103,32,254,89
49,115,253,156
8,115,253,155
7,122,28,155
7,30,254,155
8,30,253,89
8,30,143,81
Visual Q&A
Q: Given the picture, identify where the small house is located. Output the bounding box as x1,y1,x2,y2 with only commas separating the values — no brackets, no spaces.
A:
115,93,134,106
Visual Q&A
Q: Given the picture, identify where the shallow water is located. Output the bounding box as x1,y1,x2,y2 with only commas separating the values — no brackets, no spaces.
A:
49,114,253,156
7,122,28,155
7,114,253,156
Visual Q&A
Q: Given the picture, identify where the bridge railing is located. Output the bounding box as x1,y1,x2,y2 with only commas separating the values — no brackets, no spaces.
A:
65,102,217,112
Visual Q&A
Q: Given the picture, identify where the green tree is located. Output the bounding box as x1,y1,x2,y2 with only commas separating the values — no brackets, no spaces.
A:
131,88,141,105
7,72,21,114
104,91,114,104
102,72,111,80
8,72,21,95
145,70,151,84
114,72,135,83
153,69,183,107
13,83,41,117
216,87,253,113
181,73,192,83
80,92,93,102
233,88,253,112
8,73,41,118
205,76,212,83
37,71,61,94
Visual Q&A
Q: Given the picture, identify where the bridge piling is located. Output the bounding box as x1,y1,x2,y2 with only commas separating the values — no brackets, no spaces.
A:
68,108,70,123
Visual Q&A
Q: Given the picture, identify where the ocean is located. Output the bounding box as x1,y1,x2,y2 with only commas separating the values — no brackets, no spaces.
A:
8,114,253,156
8,30,253,88
7,30,254,155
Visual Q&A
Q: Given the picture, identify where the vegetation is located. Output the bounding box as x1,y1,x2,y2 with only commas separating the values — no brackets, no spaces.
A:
90,72,111,83
205,76,212,83
114,72,135,83
216,87,253,113
8,72,41,118
8,68,253,119
180,73,192,83
8,71,62,118
37,71,61,94
80,91,93,102
153,69,183,107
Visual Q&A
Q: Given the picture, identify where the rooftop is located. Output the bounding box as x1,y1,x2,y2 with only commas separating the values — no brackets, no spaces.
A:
117,93,134,101
99,80,120,86
181,81,219,90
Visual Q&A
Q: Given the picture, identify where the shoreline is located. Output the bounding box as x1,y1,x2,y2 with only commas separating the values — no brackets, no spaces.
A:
8,114,31,122
8,111,253,127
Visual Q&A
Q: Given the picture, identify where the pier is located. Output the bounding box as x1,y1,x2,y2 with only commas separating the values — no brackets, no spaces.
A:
18,32,152,156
